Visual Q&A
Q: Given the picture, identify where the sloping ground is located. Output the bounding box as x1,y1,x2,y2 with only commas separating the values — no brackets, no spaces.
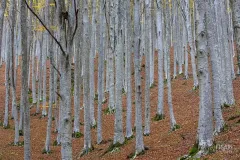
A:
0,53,240,160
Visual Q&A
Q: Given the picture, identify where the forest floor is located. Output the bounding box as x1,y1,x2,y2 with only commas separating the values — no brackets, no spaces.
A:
1,52,240,160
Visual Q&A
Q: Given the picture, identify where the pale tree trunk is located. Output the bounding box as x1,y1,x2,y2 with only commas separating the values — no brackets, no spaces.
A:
0,0,6,64
231,0,240,74
185,0,198,88
207,0,225,134
149,0,154,86
53,44,59,133
166,0,177,131
42,4,48,116
227,0,235,79
73,0,83,135
108,0,116,112
125,0,133,139
144,0,151,136
113,0,124,145
55,0,76,158
173,0,177,79
82,0,92,153
21,0,31,159
9,0,19,145
45,38,54,153
177,3,183,75
140,1,145,63
36,37,43,114
89,0,96,127
215,1,227,106
220,0,235,105
97,0,105,144
3,24,10,128
195,0,213,153
45,0,54,152
156,0,164,118
134,0,145,155
31,37,37,104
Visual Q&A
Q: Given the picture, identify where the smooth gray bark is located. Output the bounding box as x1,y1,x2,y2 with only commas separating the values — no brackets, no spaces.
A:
207,0,225,134
195,0,213,151
0,0,6,62
156,0,164,117
21,0,31,159
144,0,151,136
125,0,133,139
134,0,145,154
82,0,92,152
97,0,105,144
89,0,96,127
232,0,240,73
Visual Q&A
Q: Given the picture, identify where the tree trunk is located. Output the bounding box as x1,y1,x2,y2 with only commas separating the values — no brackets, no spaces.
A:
125,0,133,139
134,0,145,154
82,0,92,152
89,0,96,127
195,0,213,152
156,0,164,118
231,0,240,73
21,0,31,159
207,0,225,134
144,0,151,136
0,0,6,63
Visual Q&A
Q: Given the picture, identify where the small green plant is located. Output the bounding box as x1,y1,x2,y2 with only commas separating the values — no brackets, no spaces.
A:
192,85,199,91
122,88,125,94
52,117,55,121
222,103,230,108
3,124,11,129
164,79,168,84
153,114,165,121
53,140,58,146
10,141,24,146
28,97,33,104
19,130,24,136
102,99,107,104
171,124,181,131
91,123,97,129
103,108,115,115
223,124,229,132
189,143,199,157
125,135,134,141
80,145,94,157
127,150,145,159
18,141,24,146
42,148,52,154
72,132,83,138
72,117,74,122
228,115,240,121
94,93,98,101
103,142,125,155
150,83,156,89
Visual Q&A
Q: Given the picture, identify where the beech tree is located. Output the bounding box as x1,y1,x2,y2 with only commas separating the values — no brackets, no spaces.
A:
1,0,240,159
195,0,213,155
0,0,6,66
134,0,145,155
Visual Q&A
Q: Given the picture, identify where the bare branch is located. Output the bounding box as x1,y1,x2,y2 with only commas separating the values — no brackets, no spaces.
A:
55,91,62,100
50,60,61,77
24,0,66,56
71,0,78,43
